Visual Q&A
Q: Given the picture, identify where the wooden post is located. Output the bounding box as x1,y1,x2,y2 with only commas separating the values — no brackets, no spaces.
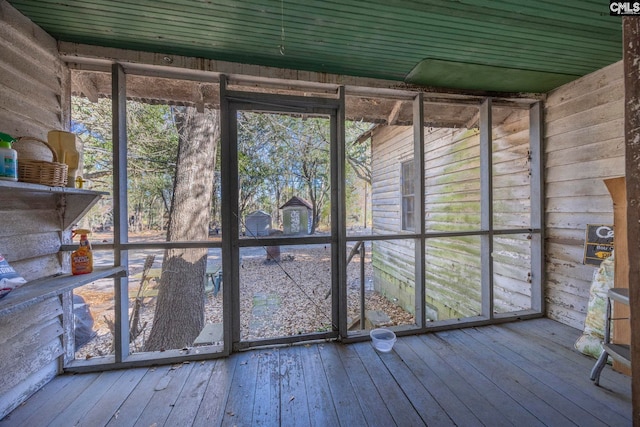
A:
604,177,631,376
219,75,237,351
622,16,640,426
413,92,425,328
480,98,494,318
529,102,545,314
112,63,130,361
334,86,347,338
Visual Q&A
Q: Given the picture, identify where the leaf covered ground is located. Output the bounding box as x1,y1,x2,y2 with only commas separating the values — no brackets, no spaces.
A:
75,246,414,358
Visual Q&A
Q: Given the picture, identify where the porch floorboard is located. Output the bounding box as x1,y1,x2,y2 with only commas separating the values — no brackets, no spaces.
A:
0,318,632,426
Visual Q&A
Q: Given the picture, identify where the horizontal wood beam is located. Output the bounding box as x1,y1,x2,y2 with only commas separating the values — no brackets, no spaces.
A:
387,100,403,125
58,42,544,103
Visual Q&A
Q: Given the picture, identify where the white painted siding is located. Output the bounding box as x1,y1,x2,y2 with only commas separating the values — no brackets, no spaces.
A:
544,61,624,329
424,125,483,319
370,126,416,312
372,62,623,328
492,108,534,314
371,106,533,320
0,1,69,418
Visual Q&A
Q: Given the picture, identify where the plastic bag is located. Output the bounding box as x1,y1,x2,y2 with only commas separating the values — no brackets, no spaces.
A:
73,294,95,350
0,253,27,299
574,251,615,359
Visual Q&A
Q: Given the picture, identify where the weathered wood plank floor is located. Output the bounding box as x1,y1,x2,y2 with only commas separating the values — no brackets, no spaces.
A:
1,318,632,426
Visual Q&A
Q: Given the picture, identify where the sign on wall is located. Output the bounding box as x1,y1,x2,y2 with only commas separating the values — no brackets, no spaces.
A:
584,225,614,265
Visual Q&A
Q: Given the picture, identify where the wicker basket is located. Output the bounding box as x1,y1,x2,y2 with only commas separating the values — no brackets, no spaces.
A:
15,137,68,187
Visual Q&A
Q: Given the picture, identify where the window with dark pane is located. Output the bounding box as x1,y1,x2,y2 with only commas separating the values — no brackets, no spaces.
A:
401,160,414,231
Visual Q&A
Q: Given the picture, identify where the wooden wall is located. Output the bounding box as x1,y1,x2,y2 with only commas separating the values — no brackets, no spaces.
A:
372,61,624,329
0,0,69,419
423,125,483,319
370,126,417,313
371,106,533,320
491,107,534,314
544,61,624,329
0,0,70,139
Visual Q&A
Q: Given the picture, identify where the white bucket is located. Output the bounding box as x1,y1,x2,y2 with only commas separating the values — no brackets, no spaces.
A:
370,328,397,352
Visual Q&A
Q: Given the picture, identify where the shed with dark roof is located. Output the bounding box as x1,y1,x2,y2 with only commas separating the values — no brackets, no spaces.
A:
280,196,312,235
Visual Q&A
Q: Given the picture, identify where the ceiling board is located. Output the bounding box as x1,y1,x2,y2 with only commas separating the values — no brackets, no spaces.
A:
406,59,580,93
9,0,623,93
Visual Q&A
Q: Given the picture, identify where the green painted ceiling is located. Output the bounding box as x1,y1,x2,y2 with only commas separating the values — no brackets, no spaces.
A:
9,0,623,93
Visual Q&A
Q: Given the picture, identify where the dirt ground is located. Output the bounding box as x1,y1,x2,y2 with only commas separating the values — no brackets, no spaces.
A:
75,238,414,358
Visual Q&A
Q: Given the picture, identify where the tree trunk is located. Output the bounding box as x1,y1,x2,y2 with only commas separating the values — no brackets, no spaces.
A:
306,179,319,234
145,106,219,351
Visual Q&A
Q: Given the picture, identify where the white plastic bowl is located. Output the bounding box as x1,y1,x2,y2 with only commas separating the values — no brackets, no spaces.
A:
370,328,397,352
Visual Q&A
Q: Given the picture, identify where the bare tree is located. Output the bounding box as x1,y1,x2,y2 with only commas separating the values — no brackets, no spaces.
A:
145,106,219,351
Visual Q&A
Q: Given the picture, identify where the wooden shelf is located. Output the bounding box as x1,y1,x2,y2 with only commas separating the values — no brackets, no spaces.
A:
0,266,125,318
0,180,108,230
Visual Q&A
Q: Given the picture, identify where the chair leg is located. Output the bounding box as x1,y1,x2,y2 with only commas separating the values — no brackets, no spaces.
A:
590,350,608,386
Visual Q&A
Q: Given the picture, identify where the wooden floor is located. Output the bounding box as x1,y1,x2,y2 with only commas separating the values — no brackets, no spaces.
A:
0,318,632,426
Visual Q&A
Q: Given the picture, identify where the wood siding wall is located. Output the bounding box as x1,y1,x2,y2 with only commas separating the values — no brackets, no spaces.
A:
0,1,69,418
371,126,416,313
371,61,624,329
544,61,624,329
492,108,534,314
371,107,533,320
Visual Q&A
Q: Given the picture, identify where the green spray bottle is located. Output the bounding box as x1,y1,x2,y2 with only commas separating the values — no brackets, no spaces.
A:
0,132,17,181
